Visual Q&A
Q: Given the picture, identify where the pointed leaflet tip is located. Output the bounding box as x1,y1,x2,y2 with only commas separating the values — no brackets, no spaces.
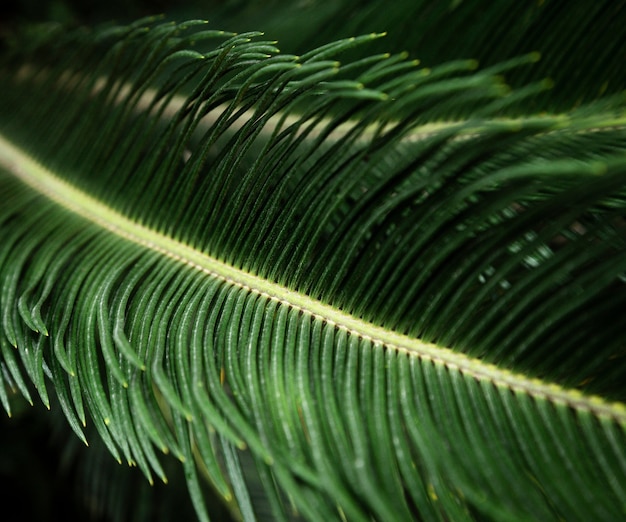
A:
591,162,608,175
496,83,512,96
139,14,165,24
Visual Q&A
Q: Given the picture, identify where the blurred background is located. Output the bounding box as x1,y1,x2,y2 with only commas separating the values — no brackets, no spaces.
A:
2,0,625,114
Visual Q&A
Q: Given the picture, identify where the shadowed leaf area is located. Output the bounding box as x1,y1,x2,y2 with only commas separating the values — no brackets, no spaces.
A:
0,1,625,521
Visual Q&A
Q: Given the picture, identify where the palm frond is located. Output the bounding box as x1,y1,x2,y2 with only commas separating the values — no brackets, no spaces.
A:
0,12,625,522
205,0,626,113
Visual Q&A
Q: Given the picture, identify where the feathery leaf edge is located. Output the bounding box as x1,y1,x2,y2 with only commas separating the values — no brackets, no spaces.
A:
1,133,624,425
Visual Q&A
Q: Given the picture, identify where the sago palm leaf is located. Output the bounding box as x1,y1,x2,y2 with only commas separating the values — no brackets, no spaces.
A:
206,0,626,113
0,11,625,522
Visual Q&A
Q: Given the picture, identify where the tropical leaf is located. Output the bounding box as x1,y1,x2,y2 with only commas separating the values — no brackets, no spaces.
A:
0,9,625,522
204,0,626,113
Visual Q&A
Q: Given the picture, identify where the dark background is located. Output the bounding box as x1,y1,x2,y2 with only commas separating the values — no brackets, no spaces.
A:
2,0,625,114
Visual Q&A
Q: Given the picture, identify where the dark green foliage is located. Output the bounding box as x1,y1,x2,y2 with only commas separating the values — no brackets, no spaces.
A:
0,4,625,522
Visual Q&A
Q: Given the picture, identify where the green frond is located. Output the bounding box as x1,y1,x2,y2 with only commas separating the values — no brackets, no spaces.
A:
0,10,625,522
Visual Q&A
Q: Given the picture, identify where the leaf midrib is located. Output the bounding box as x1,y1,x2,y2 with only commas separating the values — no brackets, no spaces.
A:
13,66,626,145
1,133,624,424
